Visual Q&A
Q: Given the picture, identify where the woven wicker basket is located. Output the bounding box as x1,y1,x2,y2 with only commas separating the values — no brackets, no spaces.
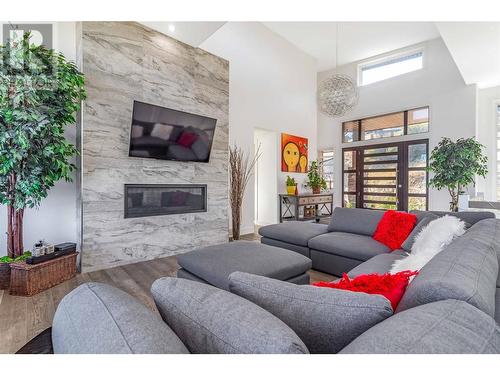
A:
9,252,77,296
0,262,11,290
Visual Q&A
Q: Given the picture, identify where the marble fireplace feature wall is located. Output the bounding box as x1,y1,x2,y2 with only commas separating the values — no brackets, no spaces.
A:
81,22,229,272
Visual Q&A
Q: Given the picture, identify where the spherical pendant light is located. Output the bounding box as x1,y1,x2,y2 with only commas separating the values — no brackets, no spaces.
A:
317,23,359,118
318,74,359,117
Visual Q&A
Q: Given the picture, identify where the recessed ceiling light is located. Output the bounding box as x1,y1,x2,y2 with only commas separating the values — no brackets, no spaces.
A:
168,24,175,32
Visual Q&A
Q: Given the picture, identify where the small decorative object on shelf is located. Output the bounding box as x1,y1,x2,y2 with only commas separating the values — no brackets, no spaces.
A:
286,176,297,195
45,244,55,254
304,206,316,218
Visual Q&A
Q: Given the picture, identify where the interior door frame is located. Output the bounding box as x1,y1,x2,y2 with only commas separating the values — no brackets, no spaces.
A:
342,139,428,211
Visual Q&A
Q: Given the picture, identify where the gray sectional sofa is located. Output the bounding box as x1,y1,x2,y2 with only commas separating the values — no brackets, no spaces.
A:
259,207,495,276
52,208,500,354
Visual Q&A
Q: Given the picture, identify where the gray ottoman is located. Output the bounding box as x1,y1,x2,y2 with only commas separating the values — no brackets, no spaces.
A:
177,240,312,290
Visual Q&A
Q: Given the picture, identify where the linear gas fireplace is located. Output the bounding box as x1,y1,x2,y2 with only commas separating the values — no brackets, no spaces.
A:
124,184,207,218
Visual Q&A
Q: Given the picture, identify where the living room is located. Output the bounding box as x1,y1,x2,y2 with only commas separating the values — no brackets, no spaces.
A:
1,0,500,371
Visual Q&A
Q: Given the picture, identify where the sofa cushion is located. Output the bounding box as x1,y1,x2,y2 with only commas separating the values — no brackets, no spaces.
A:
308,232,391,261
401,213,439,252
177,240,311,290
397,218,500,317
411,210,495,228
151,277,309,354
340,299,500,354
258,222,328,247
228,271,392,354
347,251,407,278
52,282,189,354
328,207,385,236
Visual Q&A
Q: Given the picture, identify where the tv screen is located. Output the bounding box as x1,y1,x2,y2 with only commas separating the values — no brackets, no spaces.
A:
128,101,217,162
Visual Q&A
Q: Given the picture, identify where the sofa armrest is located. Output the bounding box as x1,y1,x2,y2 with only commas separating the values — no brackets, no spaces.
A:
52,282,189,354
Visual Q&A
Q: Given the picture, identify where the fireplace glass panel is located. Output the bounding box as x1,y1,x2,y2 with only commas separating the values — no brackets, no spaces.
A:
124,184,207,218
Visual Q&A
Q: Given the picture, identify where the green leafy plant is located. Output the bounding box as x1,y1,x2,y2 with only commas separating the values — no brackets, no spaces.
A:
0,251,32,263
428,137,487,212
0,33,86,258
305,161,327,193
286,176,296,186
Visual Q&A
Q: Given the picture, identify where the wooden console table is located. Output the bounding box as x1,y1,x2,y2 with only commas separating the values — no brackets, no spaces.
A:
279,193,333,223
9,252,78,296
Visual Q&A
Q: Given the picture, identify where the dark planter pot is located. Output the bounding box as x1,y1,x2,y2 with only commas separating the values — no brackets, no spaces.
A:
312,187,321,194
0,262,11,290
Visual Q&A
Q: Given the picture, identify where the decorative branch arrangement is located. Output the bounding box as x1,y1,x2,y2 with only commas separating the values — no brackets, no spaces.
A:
229,145,261,240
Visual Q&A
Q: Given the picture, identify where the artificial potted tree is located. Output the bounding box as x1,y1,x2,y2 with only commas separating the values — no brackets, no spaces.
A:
0,32,86,286
286,176,297,195
306,161,327,194
428,137,487,212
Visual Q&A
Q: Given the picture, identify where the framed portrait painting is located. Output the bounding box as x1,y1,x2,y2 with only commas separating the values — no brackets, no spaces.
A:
281,133,308,173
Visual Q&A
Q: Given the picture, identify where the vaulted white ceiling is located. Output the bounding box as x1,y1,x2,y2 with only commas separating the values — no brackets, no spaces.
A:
262,22,440,72
141,21,226,47
436,22,500,88
140,21,500,88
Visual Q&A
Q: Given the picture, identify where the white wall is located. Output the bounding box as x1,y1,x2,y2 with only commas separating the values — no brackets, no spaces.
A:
201,22,317,234
477,85,500,201
254,129,278,226
317,38,478,211
0,22,78,256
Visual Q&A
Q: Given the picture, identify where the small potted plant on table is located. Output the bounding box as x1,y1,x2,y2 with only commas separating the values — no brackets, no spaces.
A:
286,176,297,195
306,161,327,194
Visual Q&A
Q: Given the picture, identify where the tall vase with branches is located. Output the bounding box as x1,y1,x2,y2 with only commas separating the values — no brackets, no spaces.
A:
229,145,260,240
0,33,86,258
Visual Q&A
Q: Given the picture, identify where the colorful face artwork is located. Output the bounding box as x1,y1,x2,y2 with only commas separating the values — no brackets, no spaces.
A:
281,133,308,173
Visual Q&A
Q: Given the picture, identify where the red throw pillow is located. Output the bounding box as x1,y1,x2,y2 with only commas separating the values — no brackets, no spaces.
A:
177,131,198,148
313,271,418,310
373,210,417,250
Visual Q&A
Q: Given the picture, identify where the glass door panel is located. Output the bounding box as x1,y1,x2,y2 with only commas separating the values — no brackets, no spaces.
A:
342,139,428,211
361,145,399,210
342,149,358,208
406,141,428,211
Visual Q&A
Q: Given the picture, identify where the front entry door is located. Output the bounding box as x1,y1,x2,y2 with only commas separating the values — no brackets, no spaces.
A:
342,140,428,211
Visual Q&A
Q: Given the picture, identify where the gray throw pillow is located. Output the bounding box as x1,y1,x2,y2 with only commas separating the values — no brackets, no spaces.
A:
228,272,393,354
151,277,309,354
401,213,439,252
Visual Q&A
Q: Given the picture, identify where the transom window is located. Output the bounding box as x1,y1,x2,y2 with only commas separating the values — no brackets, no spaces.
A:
358,50,423,86
342,106,429,143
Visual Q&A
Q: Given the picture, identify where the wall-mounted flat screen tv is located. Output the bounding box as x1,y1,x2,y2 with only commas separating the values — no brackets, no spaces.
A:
128,101,217,162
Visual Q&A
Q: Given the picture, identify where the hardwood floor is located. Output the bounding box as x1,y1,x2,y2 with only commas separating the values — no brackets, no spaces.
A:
0,232,335,354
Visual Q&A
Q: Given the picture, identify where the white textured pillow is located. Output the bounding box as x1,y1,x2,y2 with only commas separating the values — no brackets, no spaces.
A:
390,215,466,274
